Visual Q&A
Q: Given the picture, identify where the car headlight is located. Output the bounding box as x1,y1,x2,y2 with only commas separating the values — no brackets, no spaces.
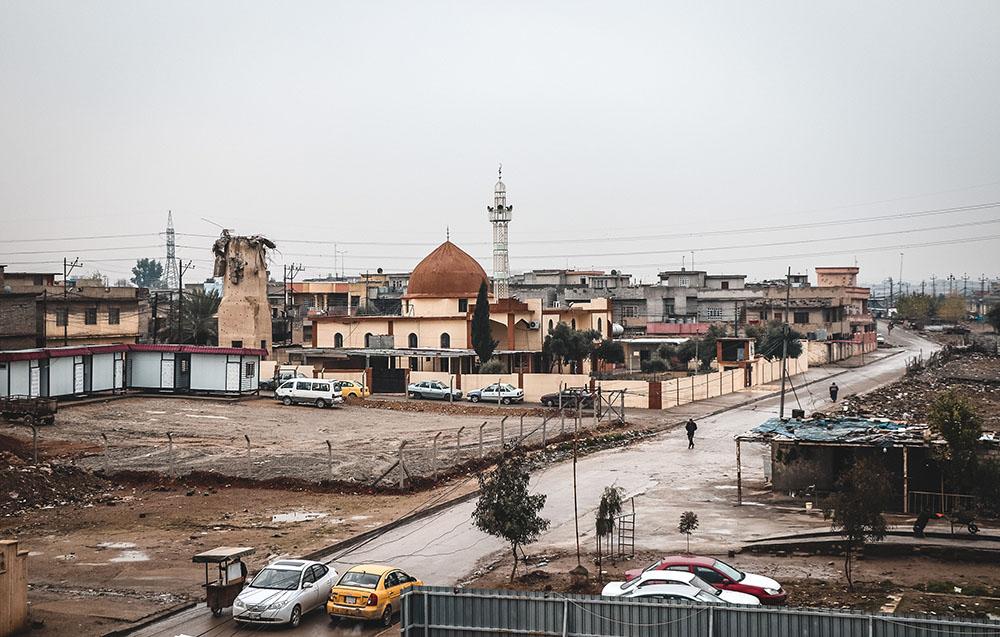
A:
234,599,245,608
763,588,780,595
268,600,289,610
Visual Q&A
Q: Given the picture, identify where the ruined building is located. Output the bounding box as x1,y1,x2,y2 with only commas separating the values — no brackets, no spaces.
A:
213,231,275,353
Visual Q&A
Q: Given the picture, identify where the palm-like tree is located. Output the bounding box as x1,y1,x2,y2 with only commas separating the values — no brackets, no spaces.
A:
157,289,220,345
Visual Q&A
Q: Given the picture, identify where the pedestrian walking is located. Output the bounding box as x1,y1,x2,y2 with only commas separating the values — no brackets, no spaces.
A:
829,382,839,402
685,418,698,449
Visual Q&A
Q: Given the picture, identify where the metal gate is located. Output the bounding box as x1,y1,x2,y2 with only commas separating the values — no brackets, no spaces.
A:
371,368,406,393
160,355,175,389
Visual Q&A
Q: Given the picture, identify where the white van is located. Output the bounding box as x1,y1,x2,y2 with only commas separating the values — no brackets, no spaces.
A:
275,379,344,408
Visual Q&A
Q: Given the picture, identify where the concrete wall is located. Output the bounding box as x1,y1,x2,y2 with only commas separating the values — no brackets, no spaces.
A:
462,374,519,392
0,540,29,637
807,338,878,366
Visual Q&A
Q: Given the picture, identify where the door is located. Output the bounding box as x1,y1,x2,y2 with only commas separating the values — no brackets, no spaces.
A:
383,571,403,606
113,353,124,391
29,361,40,397
175,354,191,390
225,359,241,392
160,355,175,389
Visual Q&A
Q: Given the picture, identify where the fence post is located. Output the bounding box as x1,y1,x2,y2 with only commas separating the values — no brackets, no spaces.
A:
449,376,454,404
542,417,547,447
868,615,874,637
326,440,333,480
244,434,252,478
100,432,109,474
456,426,465,456
559,383,565,434
500,416,507,448
561,598,569,637
398,441,408,489
479,421,487,458
31,425,38,466
432,432,442,478
708,605,714,637
519,414,524,441
167,431,175,478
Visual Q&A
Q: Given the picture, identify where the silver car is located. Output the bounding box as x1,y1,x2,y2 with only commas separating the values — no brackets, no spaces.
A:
467,383,524,404
407,380,462,400
233,559,339,627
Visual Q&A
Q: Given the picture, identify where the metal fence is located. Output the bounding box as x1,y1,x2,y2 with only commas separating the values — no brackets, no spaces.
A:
400,586,1000,637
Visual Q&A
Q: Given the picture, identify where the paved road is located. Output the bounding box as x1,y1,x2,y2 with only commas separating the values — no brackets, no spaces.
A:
135,329,935,637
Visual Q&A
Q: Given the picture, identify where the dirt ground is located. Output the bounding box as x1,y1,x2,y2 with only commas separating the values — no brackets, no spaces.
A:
468,549,1000,619
2,475,477,636
15,395,663,484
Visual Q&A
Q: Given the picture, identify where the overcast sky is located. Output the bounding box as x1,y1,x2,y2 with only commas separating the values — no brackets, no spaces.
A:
1,1,998,289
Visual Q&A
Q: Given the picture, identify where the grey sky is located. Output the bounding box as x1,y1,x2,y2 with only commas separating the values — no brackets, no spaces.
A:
1,1,998,288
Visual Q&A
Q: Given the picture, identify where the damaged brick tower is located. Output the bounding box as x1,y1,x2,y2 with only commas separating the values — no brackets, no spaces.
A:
213,231,275,352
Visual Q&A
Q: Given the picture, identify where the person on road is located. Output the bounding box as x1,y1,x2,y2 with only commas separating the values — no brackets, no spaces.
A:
685,419,698,449
829,382,839,402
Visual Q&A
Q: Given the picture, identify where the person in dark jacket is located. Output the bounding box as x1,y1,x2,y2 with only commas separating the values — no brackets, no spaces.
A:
829,382,839,402
685,419,698,449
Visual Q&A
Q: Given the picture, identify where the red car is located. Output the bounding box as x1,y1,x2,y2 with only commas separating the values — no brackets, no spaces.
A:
624,555,787,605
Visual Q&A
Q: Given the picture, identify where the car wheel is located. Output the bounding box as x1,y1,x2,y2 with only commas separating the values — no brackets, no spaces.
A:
282,397,292,406
501,397,512,405
288,604,302,628
380,604,392,627
329,615,340,624
315,398,326,408
470,395,480,403
541,399,551,407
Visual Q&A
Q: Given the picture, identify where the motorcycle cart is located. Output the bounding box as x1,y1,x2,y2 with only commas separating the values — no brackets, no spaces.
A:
192,546,255,617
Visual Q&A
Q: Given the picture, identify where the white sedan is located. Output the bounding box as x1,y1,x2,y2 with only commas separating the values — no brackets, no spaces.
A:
603,570,760,605
233,559,338,627
467,383,524,404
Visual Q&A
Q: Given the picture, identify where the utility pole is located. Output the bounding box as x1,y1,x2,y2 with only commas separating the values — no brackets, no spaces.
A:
962,273,969,297
40,290,48,347
888,277,894,308
779,267,791,420
733,302,739,337
283,263,304,343
931,274,937,298
62,257,82,346
921,280,926,296
151,293,159,344
176,261,194,343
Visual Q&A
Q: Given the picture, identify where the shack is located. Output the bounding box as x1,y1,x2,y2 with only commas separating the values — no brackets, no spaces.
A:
0,345,127,398
127,344,263,395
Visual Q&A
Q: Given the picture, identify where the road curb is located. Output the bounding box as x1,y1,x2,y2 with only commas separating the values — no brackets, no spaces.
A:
102,601,197,637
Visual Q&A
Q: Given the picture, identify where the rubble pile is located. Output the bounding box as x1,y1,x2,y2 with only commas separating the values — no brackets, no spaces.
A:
1,435,111,517
843,352,1000,430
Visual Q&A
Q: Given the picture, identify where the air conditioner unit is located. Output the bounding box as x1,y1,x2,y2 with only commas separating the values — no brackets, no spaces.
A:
527,321,539,330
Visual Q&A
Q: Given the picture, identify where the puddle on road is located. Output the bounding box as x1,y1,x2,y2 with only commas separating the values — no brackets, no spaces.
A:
97,542,138,549
110,550,150,562
144,411,167,415
271,511,329,523
184,414,229,420
348,515,370,521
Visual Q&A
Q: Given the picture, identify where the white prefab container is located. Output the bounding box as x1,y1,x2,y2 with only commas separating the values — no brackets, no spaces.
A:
130,345,263,395
128,351,167,390
48,356,75,397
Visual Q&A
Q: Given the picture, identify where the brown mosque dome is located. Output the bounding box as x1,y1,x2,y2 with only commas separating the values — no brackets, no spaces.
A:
404,241,489,299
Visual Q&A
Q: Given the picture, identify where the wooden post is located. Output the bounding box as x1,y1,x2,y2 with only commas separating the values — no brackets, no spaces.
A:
519,414,524,441
398,441,408,489
456,426,465,455
736,439,743,506
542,417,547,447
101,432,109,474
244,434,251,478
167,431,175,478
31,425,38,466
500,416,507,448
479,421,487,458
432,432,442,478
448,376,454,403
559,383,565,434
326,440,333,480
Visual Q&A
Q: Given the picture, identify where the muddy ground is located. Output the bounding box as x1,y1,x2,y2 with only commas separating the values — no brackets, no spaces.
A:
11,395,663,484
468,549,1000,618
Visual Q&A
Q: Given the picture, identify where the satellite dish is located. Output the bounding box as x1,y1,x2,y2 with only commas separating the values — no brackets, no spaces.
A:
377,267,384,274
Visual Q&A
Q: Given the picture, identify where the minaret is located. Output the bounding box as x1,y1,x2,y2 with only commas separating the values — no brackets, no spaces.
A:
163,210,179,290
487,165,513,299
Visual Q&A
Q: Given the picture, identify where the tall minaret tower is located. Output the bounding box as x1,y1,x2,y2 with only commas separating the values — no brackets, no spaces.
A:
163,210,179,290
487,165,513,299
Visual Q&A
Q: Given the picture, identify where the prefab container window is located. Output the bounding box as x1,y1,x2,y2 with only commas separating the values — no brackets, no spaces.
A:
85,308,98,325
244,361,255,378
108,308,121,324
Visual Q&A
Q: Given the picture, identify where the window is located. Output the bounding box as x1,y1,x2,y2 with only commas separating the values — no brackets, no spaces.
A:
408,333,418,348
597,318,602,333
721,281,729,290
314,382,329,392
85,308,97,325
364,333,373,347
55,308,68,326
334,333,343,348
705,308,723,319
679,277,689,287
108,308,120,324
695,566,724,584
793,311,810,324
260,339,266,349
312,564,329,580
440,333,450,348
773,313,782,323
663,299,675,316
571,319,576,330
244,362,255,378
666,565,690,572
232,340,243,348
302,568,316,585
621,305,638,318
33,274,44,286
548,319,554,332
458,299,468,312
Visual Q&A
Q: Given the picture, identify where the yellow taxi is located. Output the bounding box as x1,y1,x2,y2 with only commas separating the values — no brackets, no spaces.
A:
334,380,371,399
326,564,421,626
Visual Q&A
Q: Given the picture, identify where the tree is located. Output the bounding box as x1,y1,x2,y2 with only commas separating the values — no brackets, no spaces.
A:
159,289,221,344
678,511,699,553
595,486,625,581
690,324,729,371
937,294,967,322
473,448,550,582
745,320,804,361
594,340,624,366
546,323,601,372
131,258,164,289
928,391,982,492
896,294,935,321
471,281,497,366
986,304,1000,333
829,458,890,590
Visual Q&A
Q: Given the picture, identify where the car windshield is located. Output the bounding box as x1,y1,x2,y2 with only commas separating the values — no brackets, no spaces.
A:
688,577,721,595
250,568,301,590
278,381,293,389
713,560,744,582
338,571,381,589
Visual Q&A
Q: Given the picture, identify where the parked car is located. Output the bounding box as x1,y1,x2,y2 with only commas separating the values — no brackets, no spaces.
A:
467,383,524,404
233,559,338,627
540,387,593,408
275,379,345,408
260,369,307,391
407,380,462,401
327,564,423,627
615,583,755,605
333,380,371,399
876,334,886,345
624,555,786,605
602,570,760,605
